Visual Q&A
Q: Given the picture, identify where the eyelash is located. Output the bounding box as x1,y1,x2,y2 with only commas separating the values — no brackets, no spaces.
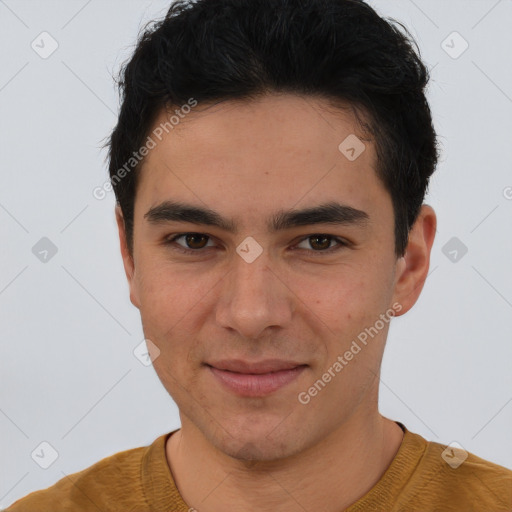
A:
164,233,349,257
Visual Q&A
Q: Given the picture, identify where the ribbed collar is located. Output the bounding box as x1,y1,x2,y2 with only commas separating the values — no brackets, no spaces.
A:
345,421,428,511
141,421,427,511
141,428,190,511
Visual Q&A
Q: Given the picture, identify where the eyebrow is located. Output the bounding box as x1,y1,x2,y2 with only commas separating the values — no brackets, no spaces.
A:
144,200,370,233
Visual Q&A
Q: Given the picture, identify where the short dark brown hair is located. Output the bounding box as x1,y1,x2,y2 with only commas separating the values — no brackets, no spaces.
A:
106,0,440,257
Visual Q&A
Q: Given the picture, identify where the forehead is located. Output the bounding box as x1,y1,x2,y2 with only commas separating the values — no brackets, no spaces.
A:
144,93,371,166
135,94,390,228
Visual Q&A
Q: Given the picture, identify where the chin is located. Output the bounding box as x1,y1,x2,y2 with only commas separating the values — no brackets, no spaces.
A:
207,419,307,463
219,434,295,462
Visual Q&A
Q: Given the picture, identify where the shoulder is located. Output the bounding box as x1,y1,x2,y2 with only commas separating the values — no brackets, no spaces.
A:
5,441,155,511
405,433,512,509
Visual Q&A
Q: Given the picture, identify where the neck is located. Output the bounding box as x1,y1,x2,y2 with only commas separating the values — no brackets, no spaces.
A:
165,411,404,512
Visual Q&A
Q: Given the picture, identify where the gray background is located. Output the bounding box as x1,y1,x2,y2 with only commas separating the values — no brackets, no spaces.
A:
1,0,511,507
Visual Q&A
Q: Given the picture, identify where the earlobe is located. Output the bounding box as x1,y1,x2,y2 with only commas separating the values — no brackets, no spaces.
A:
115,206,140,309
391,204,437,316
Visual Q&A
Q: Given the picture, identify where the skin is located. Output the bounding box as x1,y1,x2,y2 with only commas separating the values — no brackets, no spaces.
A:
116,93,436,511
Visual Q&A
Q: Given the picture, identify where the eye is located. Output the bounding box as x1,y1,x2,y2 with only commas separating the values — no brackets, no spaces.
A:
294,234,348,255
165,232,348,256
165,233,215,254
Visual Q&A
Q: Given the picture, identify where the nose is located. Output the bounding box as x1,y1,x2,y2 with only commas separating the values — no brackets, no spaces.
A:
215,249,295,340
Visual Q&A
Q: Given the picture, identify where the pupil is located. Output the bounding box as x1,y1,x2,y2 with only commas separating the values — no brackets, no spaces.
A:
312,236,329,250
187,234,206,249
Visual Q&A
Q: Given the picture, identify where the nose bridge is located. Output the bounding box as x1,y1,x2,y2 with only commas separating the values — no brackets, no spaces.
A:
228,247,275,306
238,246,272,283
216,247,292,339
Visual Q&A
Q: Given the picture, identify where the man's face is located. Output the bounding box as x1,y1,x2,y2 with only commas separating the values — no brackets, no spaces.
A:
119,94,410,461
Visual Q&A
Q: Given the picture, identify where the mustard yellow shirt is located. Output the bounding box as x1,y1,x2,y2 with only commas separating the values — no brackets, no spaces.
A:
6,422,512,511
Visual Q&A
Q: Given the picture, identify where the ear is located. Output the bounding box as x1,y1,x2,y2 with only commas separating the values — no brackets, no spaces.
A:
391,204,437,316
115,205,141,309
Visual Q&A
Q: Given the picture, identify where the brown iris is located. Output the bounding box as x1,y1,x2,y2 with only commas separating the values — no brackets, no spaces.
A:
308,235,331,251
184,233,209,249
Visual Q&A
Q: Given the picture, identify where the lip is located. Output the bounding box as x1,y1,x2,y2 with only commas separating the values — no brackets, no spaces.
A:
206,359,307,397
207,359,305,374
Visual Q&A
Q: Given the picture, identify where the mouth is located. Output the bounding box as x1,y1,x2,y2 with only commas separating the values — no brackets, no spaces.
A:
205,359,308,397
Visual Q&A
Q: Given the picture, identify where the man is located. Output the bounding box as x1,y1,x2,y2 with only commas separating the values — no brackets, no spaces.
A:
7,0,512,510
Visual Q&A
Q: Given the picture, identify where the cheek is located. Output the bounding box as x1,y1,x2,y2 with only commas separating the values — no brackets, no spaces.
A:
136,258,210,319
306,261,394,351
135,265,190,350
308,270,379,322
134,261,222,368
